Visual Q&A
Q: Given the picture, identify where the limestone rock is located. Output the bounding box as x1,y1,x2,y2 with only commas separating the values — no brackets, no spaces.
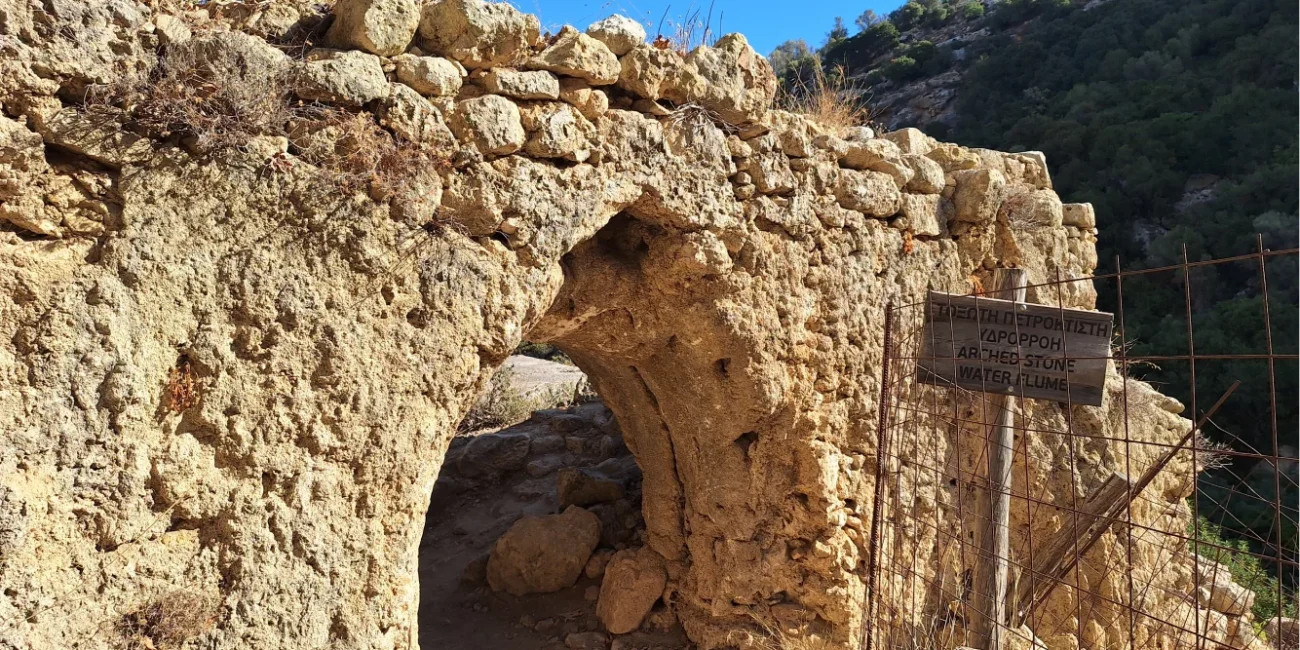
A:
376,83,458,149
836,169,901,217
617,45,686,100
487,506,601,595
1013,150,1052,188
457,432,531,477
586,15,646,56
895,193,943,237
520,102,597,162
1266,617,1299,647
1197,561,1256,616
448,94,526,155
585,548,615,579
844,125,875,142
153,13,192,46
840,138,902,170
867,157,916,189
559,78,610,120
327,0,420,56
419,0,541,69
294,49,389,106
481,68,561,100
883,127,934,155
565,631,609,650
902,154,945,194
1062,202,1096,228
394,54,466,96
557,467,624,507
666,34,775,126
737,153,795,195
1000,189,1063,229
528,27,620,86
31,109,153,168
952,167,1007,223
597,547,667,634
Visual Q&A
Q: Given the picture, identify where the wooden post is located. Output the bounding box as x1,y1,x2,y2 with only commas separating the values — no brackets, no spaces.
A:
1012,471,1135,625
970,267,1026,650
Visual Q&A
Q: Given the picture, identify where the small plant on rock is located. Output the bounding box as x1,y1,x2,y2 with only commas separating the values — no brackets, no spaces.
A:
117,590,219,650
777,64,875,137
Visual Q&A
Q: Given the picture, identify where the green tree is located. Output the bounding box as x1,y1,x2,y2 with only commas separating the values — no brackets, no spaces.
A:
961,1,986,19
825,16,849,48
855,8,884,31
821,20,900,68
890,1,929,31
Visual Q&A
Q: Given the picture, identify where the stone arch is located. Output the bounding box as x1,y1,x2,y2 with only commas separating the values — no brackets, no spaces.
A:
0,2,1235,649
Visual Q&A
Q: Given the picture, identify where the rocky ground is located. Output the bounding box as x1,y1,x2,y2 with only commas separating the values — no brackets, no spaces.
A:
420,370,690,650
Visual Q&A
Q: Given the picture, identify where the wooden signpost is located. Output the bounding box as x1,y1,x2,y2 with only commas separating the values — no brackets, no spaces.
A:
916,269,1114,650
916,282,1114,406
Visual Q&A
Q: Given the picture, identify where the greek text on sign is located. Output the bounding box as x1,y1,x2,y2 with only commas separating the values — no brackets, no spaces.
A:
916,291,1114,405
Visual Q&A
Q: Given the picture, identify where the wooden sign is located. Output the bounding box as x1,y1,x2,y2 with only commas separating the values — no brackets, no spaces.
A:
916,291,1114,405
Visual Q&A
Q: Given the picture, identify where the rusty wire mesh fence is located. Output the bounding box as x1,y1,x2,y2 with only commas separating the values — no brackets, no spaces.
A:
864,238,1298,650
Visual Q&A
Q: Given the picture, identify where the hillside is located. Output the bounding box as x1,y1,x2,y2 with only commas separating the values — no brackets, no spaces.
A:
774,0,1299,599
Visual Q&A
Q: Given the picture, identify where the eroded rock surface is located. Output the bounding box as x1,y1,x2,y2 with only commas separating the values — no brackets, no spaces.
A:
0,2,1263,650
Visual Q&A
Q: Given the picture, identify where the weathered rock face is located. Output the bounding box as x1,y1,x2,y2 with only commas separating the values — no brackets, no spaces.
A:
0,2,1261,650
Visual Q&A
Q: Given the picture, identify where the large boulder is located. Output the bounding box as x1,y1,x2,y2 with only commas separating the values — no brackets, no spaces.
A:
596,547,667,634
326,0,420,56
480,68,560,100
447,94,526,156
527,26,620,86
1266,617,1299,647
586,15,645,56
456,431,531,477
835,169,901,217
519,102,597,162
293,49,390,106
394,54,465,96
662,33,776,126
376,83,458,149
556,466,624,507
418,0,540,69
951,167,1007,224
487,505,601,595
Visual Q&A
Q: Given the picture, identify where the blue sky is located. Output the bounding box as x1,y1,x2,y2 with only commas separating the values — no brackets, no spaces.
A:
511,0,905,55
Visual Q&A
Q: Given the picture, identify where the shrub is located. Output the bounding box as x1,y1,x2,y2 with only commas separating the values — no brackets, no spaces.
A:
458,366,534,433
961,1,987,19
821,21,899,69
925,4,951,27
889,1,928,31
1191,516,1298,624
884,55,920,82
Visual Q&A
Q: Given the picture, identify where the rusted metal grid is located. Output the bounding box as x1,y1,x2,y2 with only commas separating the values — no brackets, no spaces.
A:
864,240,1299,650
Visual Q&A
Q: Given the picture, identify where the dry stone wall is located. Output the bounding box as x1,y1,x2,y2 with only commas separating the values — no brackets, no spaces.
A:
0,1,1263,649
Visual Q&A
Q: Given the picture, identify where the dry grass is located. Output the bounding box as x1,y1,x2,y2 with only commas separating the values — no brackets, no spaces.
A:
654,3,725,54
117,591,219,650
163,357,199,414
288,106,451,207
665,102,739,135
459,367,536,434
777,65,875,137
87,38,292,152
86,34,451,223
